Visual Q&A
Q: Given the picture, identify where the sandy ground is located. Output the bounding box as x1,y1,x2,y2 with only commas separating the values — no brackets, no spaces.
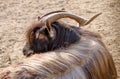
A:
0,0,120,78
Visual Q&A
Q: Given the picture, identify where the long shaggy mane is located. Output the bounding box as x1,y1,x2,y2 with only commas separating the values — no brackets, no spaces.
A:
0,28,117,79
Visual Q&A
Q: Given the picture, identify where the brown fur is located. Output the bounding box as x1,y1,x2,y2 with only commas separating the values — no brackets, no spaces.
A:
0,28,117,79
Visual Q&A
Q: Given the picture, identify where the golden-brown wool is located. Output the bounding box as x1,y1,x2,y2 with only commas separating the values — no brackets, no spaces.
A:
0,29,117,79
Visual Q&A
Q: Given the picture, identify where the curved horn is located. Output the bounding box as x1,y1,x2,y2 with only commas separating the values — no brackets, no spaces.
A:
40,12,85,31
41,12,101,31
39,10,67,20
83,13,102,25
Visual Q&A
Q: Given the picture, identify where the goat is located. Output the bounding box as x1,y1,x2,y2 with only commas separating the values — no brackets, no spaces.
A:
0,28,117,79
23,11,101,57
0,11,117,79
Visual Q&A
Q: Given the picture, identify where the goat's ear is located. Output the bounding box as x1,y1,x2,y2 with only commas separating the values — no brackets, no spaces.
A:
45,20,51,34
38,16,41,21
49,29,56,38
45,20,55,38
46,20,51,32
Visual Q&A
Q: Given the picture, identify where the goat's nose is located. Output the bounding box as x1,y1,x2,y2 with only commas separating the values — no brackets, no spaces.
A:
23,49,34,57
23,49,26,53
23,49,27,55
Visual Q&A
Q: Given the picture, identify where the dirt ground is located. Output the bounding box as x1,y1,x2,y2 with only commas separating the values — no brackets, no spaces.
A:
0,0,120,78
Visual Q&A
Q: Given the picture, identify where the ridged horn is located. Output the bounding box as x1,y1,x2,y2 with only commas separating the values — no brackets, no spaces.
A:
40,12,101,31
40,10,67,20
83,13,102,25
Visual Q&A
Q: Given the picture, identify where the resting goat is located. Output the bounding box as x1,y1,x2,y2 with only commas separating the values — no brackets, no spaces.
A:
0,11,117,79
23,11,101,57
0,28,117,79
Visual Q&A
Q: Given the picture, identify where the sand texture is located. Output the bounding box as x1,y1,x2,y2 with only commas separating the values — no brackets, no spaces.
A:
0,0,120,78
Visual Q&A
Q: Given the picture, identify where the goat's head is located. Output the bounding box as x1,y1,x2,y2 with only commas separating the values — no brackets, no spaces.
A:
23,11,101,57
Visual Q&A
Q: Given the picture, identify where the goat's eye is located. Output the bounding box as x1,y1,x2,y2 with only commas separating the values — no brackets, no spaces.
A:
35,29,44,38
38,34,46,39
